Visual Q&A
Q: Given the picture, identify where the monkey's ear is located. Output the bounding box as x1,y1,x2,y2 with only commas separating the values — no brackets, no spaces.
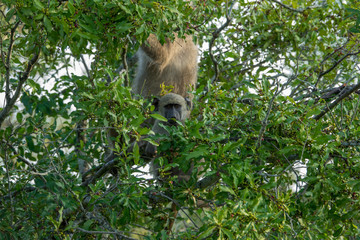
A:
185,97,192,110
152,97,160,111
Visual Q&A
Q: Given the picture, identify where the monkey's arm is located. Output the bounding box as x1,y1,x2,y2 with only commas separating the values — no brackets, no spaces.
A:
145,142,157,157
141,34,172,63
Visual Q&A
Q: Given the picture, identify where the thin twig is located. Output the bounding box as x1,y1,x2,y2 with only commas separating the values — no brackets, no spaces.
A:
2,140,47,183
341,141,360,146
106,54,137,85
75,227,137,240
269,0,326,13
256,82,280,150
208,1,234,84
81,152,119,186
80,55,91,77
313,81,360,120
159,192,199,229
0,34,6,69
0,51,40,126
5,21,21,103
315,49,360,87
122,43,129,87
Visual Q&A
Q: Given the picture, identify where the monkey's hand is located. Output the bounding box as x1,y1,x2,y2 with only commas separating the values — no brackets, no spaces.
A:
145,143,157,157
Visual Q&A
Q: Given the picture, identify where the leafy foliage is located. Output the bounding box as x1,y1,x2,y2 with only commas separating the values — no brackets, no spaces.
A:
1,0,360,239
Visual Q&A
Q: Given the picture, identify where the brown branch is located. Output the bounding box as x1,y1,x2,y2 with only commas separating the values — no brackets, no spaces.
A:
313,81,360,120
106,54,136,85
269,0,325,13
0,51,40,126
234,59,268,77
196,171,221,189
76,121,90,181
122,43,129,87
341,141,360,147
5,21,20,103
315,49,360,87
2,140,47,183
80,54,95,88
81,152,119,186
208,1,234,84
294,84,360,102
0,35,6,73
256,82,281,151
75,227,137,240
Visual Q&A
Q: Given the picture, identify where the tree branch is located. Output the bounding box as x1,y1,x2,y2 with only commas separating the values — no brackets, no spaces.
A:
122,43,129,87
76,121,90,181
5,21,20,103
313,81,360,120
75,228,137,239
81,152,119,186
0,50,40,126
106,54,136,85
316,49,360,87
269,0,326,13
256,82,281,150
208,1,234,84
80,54,91,78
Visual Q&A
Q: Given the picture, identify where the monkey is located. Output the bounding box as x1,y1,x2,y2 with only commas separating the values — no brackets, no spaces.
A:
147,93,192,137
143,92,206,232
130,33,202,231
106,33,198,181
132,33,199,181
108,33,197,151
145,93,194,181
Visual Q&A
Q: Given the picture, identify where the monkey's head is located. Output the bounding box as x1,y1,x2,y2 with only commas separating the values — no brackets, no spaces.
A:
153,93,191,126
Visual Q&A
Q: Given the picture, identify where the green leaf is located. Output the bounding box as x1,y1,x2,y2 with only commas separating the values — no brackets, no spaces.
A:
222,228,234,240
143,138,159,147
150,114,167,122
25,136,36,152
197,226,216,239
43,16,53,32
219,185,236,195
33,0,44,10
286,96,296,105
68,1,75,14
133,142,139,165
76,31,98,40
119,4,132,14
333,226,343,237
5,8,16,22
135,24,145,35
116,22,133,33
16,112,23,124
82,220,94,230
185,146,208,160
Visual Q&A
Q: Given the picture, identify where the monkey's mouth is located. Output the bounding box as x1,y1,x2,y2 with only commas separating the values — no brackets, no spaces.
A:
168,118,178,126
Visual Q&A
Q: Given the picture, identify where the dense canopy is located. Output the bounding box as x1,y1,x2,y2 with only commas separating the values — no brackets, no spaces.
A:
1,0,360,239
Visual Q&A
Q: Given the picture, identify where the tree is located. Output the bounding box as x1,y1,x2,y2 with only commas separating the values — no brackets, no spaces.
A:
1,0,360,239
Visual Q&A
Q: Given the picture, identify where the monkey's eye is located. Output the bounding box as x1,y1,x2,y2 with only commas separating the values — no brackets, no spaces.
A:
174,104,181,110
165,104,181,110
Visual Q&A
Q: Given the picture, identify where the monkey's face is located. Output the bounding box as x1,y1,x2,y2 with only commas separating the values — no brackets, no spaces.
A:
163,103,183,125
153,93,192,126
